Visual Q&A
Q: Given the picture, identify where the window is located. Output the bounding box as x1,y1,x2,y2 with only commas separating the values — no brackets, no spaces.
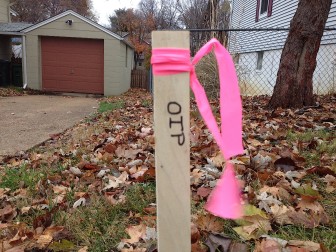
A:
256,0,273,22
256,51,264,70
233,54,240,65
260,0,269,16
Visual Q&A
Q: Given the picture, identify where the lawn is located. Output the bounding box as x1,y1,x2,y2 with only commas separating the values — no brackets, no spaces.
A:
0,89,335,251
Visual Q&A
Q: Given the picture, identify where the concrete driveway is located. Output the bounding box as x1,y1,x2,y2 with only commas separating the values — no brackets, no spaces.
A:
0,95,98,156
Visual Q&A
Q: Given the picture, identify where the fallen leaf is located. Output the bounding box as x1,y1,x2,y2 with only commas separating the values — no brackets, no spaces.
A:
115,147,141,159
295,184,321,202
104,143,117,154
191,169,204,186
0,203,17,222
78,246,89,252
254,238,284,252
229,242,248,252
73,198,86,208
234,205,272,240
195,214,224,233
306,166,336,177
33,211,52,229
122,224,147,244
270,205,294,225
324,175,336,193
191,242,208,252
191,223,200,244
204,233,231,252
142,227,156,242
36,234,53,247
287,240,322,251
69,166,83,176
197,187,212,198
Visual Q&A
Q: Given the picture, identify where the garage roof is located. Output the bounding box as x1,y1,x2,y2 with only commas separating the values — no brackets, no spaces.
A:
0,22,32,35
22,10,133,48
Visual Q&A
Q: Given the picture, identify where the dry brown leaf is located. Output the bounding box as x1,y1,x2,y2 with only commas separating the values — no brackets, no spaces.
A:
36,234,53,247
209,152,225,167
287,240,322,252
78,246,89,252
324,175,336,193
115,147,141,159
122,224,147,244
254,239,283,252
0,203,17,222
104,143,117,154
271,205,294,225
196,187,212,198
52,185,69,195
195,214,224,233
191,242,208,252
288,208,329,228
191,169,204,186
191,223,200,244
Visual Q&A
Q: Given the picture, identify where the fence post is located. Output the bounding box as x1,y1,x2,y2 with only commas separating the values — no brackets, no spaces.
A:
152,31,191,252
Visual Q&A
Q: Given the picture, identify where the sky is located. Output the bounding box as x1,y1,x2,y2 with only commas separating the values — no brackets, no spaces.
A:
92,0,141,26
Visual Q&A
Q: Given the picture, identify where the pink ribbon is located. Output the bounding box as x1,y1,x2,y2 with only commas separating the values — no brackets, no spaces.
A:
151,38,244,219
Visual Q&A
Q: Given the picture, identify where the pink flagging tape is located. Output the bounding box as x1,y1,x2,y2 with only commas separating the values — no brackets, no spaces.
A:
151,38,244,219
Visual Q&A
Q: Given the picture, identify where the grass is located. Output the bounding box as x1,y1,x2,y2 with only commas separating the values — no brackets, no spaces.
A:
272,174,336,249
0,165,44,191
54,182,156,251
141,99,152,108
98,100,125,113
286,129,336,166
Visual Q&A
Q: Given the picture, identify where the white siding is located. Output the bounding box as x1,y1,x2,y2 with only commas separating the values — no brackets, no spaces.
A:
230,0,336,53
0,0,9,22
236,45,336,96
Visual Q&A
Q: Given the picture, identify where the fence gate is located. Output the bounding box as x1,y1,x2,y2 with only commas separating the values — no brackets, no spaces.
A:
131,69,149,90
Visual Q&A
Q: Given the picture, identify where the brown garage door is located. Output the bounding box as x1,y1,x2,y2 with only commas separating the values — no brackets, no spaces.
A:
41,36,104,94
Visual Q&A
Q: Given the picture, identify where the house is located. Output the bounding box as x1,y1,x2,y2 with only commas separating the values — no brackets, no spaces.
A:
0,0,31,86
229,0,336,95
0,0,134,95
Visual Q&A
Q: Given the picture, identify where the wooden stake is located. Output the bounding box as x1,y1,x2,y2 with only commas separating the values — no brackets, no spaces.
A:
152,31,191,252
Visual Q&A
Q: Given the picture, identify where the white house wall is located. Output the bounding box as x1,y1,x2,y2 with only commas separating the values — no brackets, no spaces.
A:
237,44,336,96
230,0,336,53
237,50,281,96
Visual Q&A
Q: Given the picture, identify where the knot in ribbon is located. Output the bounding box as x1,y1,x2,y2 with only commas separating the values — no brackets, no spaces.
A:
151,38,244,219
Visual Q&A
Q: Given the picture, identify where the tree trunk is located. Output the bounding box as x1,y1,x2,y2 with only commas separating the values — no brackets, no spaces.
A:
268,0,332,109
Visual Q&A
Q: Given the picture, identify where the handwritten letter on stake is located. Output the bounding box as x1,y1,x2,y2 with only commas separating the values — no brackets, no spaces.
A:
152,31,191,252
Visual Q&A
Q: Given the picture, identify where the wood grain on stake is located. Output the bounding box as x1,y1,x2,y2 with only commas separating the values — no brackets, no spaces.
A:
152,31,191,251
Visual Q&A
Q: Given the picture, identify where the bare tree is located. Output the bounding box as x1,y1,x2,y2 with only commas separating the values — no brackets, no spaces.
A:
11,0,96,23
268,0,332,108
139,0,180,29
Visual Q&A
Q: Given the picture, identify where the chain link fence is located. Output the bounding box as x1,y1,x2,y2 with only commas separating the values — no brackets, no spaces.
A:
192,29,336,98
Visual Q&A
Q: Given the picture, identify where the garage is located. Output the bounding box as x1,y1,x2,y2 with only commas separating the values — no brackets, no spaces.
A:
22,10,134,96
41,36,104,94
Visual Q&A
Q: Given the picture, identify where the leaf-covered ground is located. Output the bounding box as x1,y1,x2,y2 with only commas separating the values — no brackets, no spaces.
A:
0,89,335,252
0,87,46,97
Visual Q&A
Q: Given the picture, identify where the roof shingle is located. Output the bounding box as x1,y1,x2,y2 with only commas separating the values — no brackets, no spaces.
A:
0,22,32,33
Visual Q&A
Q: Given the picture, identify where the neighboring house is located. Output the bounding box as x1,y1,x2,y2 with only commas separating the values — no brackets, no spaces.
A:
229,0,336,95
0,0,31,86
121,32,150,70
0,0,134,95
